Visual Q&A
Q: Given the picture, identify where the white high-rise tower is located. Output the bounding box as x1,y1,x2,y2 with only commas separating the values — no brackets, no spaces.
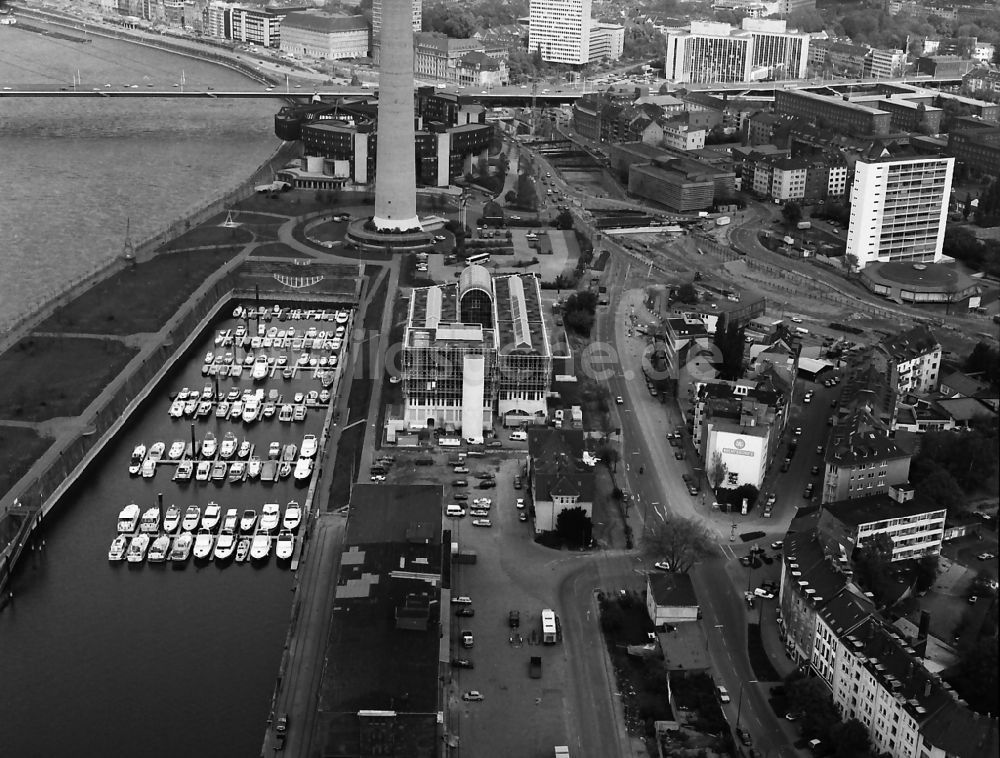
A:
528,0,592,65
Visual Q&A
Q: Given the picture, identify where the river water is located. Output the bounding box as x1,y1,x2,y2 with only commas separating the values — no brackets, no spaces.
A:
0,25,279,328
0,29,309,758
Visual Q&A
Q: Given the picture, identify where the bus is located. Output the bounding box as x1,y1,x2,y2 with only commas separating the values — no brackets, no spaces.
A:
541,609,558,644
465,252,490,265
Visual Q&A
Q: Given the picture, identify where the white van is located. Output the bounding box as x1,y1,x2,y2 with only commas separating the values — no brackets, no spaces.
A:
510,430,527,441
795,327,809,335
446,504,466,518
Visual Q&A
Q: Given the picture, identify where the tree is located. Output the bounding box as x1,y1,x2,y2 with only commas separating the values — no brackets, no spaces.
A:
913,554,939,594
641,514,714,573
555,506,592,547
707,450,727,492
965,341,1000,387
914,466,964,510
504,189,517,204
830,719,871,758
676,282,699,304
596,443,620,473
786,672,841,741
554,209,574,230
844,253,859,279
947,636,1000,715
781,200,803,227
854,532,895,606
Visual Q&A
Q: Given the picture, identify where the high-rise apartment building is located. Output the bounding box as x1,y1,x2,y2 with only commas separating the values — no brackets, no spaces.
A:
665,19,809,83
529,0,593,64
372,0,421,34
846,150,953,269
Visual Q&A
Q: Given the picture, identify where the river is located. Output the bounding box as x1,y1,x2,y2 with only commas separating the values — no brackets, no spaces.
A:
0,25,279,328
0,29,305,758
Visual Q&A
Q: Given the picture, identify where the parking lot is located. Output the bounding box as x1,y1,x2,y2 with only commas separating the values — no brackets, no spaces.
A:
378,451,582,756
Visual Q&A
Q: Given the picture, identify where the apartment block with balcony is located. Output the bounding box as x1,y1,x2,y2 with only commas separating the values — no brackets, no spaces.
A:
818,483,946,563
588,22,624,62
877,325,941,396
528,0,592,64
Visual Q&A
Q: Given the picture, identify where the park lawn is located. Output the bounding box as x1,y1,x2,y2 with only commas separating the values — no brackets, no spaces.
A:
0,336,138,421
0,427,55,499
38,248,241,335
164,223,253,250
250,243,312,258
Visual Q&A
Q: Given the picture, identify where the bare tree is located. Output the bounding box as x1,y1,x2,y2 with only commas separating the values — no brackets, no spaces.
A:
707,450,727,492
642,514,714,573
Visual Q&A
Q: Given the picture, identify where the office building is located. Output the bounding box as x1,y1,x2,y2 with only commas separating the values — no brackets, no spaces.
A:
528,0,592,64
372,0,421,34
402,266,553,437
229,4,283,47
846,150,953,269
775,89,891,136
664,19,809,84
863,48,907,79
279,12,369,60
588,22,625,62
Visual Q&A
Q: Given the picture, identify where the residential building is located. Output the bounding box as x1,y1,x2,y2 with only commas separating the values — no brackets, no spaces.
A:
817,484,946,563
664,19,810,83
661,114,706,151
822,424,912,504
846,147,953,269
863,48,907,79
526,428,595,533
588,22,624,62
947,125,1000,179
663,316,711,379
279,12,369,60
401,266,552,437
816,39,871,75
528,0,592,64
455,51,509,89
646,572,701,626
963,67,1000,96
371,0,421,34
972,42,994,64
939,371,992,399
877,325,941,396
775,89,892,136
746,111,786,146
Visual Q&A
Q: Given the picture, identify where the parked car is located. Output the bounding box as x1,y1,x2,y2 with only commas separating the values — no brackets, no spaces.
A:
456,607,475,617
738,727,752,746
451,658,474,668
461,630,475,647
462,690,484,701
453,596,473,605
717,685,731,703
509,610,520,628
472,519,492,527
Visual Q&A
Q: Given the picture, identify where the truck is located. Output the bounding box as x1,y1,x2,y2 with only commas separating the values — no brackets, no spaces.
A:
715,216,731,226
530,656,542,678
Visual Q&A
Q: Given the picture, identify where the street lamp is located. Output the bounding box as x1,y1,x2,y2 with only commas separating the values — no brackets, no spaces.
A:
736,680,758,730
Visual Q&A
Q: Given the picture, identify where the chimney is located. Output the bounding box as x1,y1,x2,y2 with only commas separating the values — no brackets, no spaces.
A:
918,610,931,639
924,679,932,697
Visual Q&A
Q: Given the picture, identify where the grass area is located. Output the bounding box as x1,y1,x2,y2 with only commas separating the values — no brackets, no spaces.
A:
39,249,241,335
328,423,363,511
164,223,253,251
0,427,55,497
599,591,673,738
747,623,781,682
250,243,312,258
0,337,138,421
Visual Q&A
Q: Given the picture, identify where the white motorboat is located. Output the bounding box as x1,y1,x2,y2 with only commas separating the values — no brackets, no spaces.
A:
293,457,313,482
195,460,211,482
222,508,239,532
108,535,129,562
293,405,307,422
282,502,302,532
259,503,280,532
193,529,214,559
247,456,262,479
251,354,269,381
139,507,160,533
202,502,222,531
215,400,230,419
268,441,281,459
201,432,217,458
277,462,292,479
126,533,150,563
169,532,193,561
278,404,294,422
117,503,141,533
229,399,243,420
196,401,212,418
250,533,271,561
148,535,170,563
219,432,238,459
130,444,146,464
211,461,228,481
300,434,318,459
173,460,194,482
336,310,349,324
205,351,215,364
141,458,156,478
262,401,276,419
275,531,294,561
235,536,251,562
169,399,185,418
228,461,246,482
239,509,257,533
238,439,252,459
214,529,237,561
281,443,298,462
129,460,141,477
167,440,185,460
242,396,261,423
183,398,198,416
147,442,165,462
163,505,181,533
181,505,201,532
